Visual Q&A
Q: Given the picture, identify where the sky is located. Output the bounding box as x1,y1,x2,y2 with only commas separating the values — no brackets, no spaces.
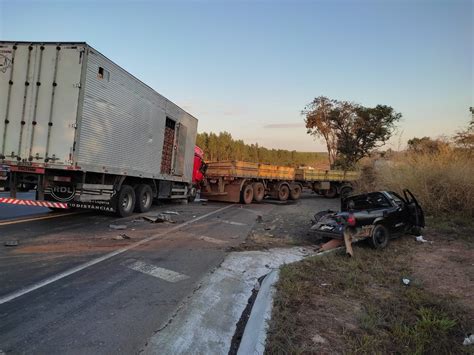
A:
0,0,472,152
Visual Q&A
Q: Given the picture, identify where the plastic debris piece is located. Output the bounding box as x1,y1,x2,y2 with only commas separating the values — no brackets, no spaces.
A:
320,239,344,252
4,240,19,247
415,236,429,243
109,224,127,230
113,234,130,240
143,214,175,223
463,334,474,346
162,211,179,215
402,278,411,286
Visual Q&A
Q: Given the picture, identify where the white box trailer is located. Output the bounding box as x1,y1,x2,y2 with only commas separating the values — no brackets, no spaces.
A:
0,41,198,216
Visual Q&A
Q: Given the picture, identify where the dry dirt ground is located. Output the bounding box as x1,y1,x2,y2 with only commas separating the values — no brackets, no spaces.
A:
264,220,474,354
232,192,340,251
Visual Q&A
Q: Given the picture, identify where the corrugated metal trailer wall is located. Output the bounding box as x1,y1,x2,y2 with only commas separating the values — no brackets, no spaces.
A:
0,42,83,165
76,45,197,184
0,42,198,184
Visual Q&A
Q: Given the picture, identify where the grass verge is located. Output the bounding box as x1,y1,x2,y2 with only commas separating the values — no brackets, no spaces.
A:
265,236,473,354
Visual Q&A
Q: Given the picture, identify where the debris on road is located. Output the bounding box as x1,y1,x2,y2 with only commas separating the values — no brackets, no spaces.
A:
163,211,180,215
109,224,127,230
113,234,131,240
143,214,176,223
415,235,431,243
402,278,411,286
319,239,343,252
463,334,474,346
4,240,19,247
256,215,263,223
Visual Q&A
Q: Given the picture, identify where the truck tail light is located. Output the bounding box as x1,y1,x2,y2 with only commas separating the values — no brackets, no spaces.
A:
347,213,356,227
53,176,72,182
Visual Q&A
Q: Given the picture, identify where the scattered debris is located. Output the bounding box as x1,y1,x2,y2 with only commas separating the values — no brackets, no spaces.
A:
143,214,176,223
312,334,327,344
343,229,354,257
320,283,331,287
109,224,127,230
163,210,179,215
264,226,272,231
113,234,131,240
463,334,474,346
402,278,411,286
202,202,208,206
4,240,19,247
415,235,431,243
319,239,343,252
256,215,263,223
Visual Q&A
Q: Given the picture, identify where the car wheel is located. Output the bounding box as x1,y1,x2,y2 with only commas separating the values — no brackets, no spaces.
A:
115,185,136,217
369,224,389,249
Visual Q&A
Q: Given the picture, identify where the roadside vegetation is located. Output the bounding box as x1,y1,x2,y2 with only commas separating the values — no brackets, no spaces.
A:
358,140,474,219
266,237,473,354
196,131,328,168
265,116,473,353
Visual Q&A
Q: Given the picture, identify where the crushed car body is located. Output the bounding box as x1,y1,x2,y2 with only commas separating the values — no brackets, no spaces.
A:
312,189,425,250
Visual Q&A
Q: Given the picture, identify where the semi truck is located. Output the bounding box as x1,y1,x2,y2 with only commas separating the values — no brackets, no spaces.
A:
0,41,198,216
200,161,359,204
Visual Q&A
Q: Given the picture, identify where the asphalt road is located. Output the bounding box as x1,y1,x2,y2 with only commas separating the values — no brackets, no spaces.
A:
0,193,338,354
0,198,275,354
0,191,51,220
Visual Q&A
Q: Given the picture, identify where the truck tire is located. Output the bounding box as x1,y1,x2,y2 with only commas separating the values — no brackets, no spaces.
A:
290,185,302,200
252,182,265,202
324,184,337,198
369,224,389,249
134,184,153,213
340,186,353,199
115,185,136,217
278,184,289,201
240,184,254,204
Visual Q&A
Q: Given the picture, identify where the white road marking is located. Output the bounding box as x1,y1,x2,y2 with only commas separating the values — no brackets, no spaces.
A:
127,261,189,283
198,236,227,245
0,204,233,305
219,219,246,226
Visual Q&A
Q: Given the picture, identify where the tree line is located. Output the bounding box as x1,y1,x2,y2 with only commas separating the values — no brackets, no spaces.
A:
196,131,328,167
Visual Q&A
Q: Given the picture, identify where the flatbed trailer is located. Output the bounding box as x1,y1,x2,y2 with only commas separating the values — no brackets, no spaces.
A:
200,161,359,204
295,167,360,198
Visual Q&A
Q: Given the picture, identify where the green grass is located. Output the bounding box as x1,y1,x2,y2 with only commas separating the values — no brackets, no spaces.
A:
265,239,473,354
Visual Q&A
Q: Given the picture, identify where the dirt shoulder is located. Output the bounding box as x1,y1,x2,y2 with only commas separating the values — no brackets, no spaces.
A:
233,192,339,251
265,224,474,354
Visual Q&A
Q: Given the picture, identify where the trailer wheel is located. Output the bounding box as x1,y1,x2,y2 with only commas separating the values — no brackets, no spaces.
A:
324,184,337,198
252,182,265,202
115,185,136,217
278,184,290,201
134,184,153,213
290,185,302,200
240,184,254,204
340,186,353,199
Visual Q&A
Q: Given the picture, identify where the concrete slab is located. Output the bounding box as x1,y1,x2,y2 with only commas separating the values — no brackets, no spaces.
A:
143,247,311,355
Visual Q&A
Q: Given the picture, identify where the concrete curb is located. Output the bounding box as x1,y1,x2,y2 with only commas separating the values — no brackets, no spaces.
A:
237,246,344,354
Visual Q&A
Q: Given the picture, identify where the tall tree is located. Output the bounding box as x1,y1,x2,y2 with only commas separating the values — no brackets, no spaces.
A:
303,96,401,168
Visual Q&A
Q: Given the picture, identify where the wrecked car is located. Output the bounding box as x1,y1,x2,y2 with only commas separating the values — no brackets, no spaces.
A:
311,189,424,249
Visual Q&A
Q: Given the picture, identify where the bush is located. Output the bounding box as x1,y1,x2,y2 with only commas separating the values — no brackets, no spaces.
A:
359,147,474,218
